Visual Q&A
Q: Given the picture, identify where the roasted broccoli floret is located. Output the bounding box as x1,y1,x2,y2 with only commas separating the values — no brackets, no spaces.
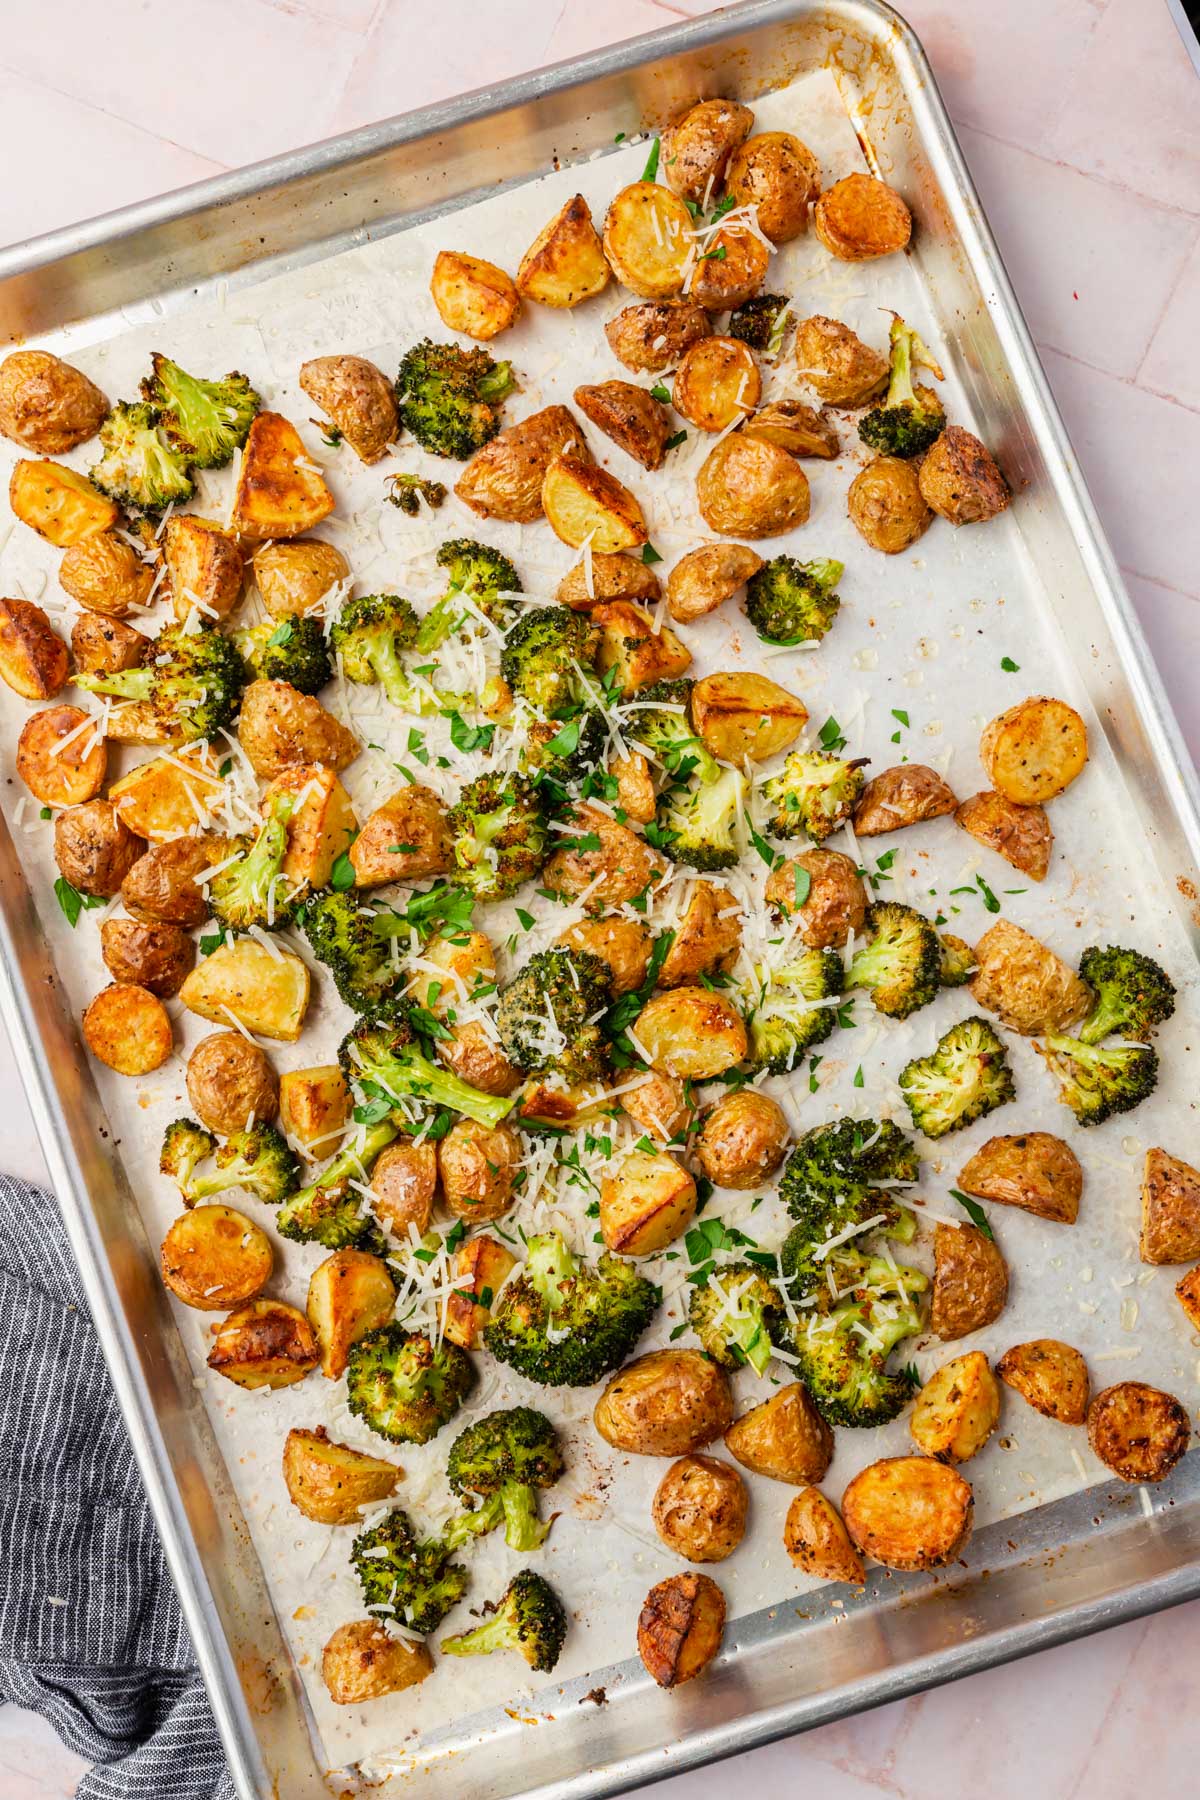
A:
745,556,843,647
485,1231,659,1387
1076,945,1176,1046
778,1116,920,1244
739,950,844,1073
351,1508,468,1636
447,1407,564,1552
500,606,599,718
328,592,420,705
209,791,297,932
74,622,245,742
495,948,612,1084
624,677,720,785
234,614,331,695
656,765,746,872
728,293,790,356
857,314,946,459
386,472,447,515
1038,1033,1159,1127
395,339,516,460
847,901,942,1020
89,400,195,514
347,1322,475,1446
778,1269,927,1429
899,1014,1016,1138
689,1263,784,1376
143,354,260,469
275,1119,398,1249
939,932,976,987
761,749,866,842
160,1118,299,1205
446,773,548,902
521,708,607,787
436,538,522,629
301,889,414,1009
441,1570,567,1673
340,997,516,1130
160,1118,216,1192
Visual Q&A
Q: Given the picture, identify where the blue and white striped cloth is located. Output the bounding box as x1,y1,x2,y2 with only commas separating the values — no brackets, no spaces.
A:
0,1173,235,1799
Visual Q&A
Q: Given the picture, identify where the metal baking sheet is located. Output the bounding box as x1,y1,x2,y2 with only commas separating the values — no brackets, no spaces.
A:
1,3,1199,1796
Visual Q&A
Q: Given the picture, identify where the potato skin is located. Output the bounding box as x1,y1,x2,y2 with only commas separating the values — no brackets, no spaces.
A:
854,764,958,836
594,1350,733,1457
556,550,661,611
610,750,656,825
658,881,742,987
794,315,888,407
101,917,195,998
634,987,747,1080
666,542,763,623
299,355,398,464
744,399,838,460
558,915,651,997
60,529,155,618
602,181,693,299
621,1068,692,1144
813,173,912,260
689,224,771,312
516,195,609,308
996,1339,1089,1425
71,610,148,675
690,670,807,763
599,1149,697,1256
1087,1381,1190,1484
349,786,451,887
637,1572,725,1688
955,790,1052,882
958,1132,1081,1225
695,1091,789,1190
443,1233,518,1350
910,1351,1001,1464
784,1487,865,1584
543,803,664,911
322,1619,432,1704
652,1455,747,1563
765,848,866,948
1139,1147,1200,1264
723,1383,833,1486
163,516,244,623
455,404,591,524
370,1140,439,1237
672,337,761,433
54,800,145,896
237,679,358,779
207,1297,319,1390
847,456,932,553
661,99,754,205
160,1205,273,1310
931,1221,1009,1341
439,1021,523,1098
842,1457,974,1571
431,249,520,338
283,1426,400,1526
980,696,1087,804
969,918,1091,1036
17,705,107,807
574,379,671,470
187,1031,279,1135
604,299,712,374
122,834,228,928
920,425,1010,525
82,983,172,1076
696,432,810,538
437,1118,522,1223
0,598,68,699
726,131,821,241
253,538,349,618
0,350,107,453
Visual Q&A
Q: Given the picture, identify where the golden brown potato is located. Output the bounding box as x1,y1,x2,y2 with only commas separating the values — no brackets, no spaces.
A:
1175,1266,1200,1331
0,350,107,453
743,399,839,459
54,800,144,896
542,454,648,553
10,459,117,546
603,182,693,298
282,1426,400,1525
179,938,311,1042
230,412,334,539
637,1572,725,1689
412,926,496,1004
71,610,147,675
16,705,106,806
437,1119,522,1224
958,1132,1081,1225
207,1297,319,1390
307,1249,396,1379
842,1458,973,1571
658,881,742,987
108,749,223,841
557,915,652,997
996,1339,1089,1425
262,762,357,891
121,834,227,928
696,431,809,537
672,337,761,433
432,249,521,337
595,1350,732,1457
517,194,609,308
455,404,591,524
439,1022,523,1098
854,764,958,836
299,355,397,464
691,669,807,763
633,987,747,1080
783,1488,865,1584
955,790,1052,882
160,1205,273,1310
542,803,664,911
592,599,690,695
847,455,932,553
600,1149,697,1256
60,529,154,617
795,315,888,406
724,1384,833,1485
443,1232,518,1349
653,1454,747,1563
814,173,912,261
931,1221,1009,1341
621,1068,692,1144
666,542,763,624
82,983,172,1076
1087,1381,1190,1484
661,99,755,206
1140,1147,1200,1265
237,679,358,779
369,1139,438,1238
920,425,1010,525
689,223,771,312
610,750,657,825
980,696,1087,805
556,550,661,611
910,1351,1001,1464
101,917,195,997
572,380,671,471
726,131,820,242
279,1064,350,1157
162,515,244,623
253,538,349,618
765,848,866,948
0,598,68,699
348,786,451,888
695,1091,788,1190
322,1620,432,1704
187,1032,279,1135
517,1078,618,1131
604,298,712,373
969,918,1091,1036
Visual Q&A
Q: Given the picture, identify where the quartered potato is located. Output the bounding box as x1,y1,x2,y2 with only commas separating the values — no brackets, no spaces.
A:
604,298,712,373
765,848,866,948
969,918,1091,1036
163,514,245,622
180,938,311,1042
121,834,228,928
299,354,398,463
456,404,591,523
369,1139,439,1238
955,789,1053,882
432,249,521,337
853,763,958,835
602,181,693,299
595,1350,732,1457
542,453,647,552
996,1339,1089,1426
910,1351,1001,1464
573,379,672,470
16,705,106,806
0,349,107,454
633,986,747,1080
652,1455,747,1564
813,173,912,261
70,611,148,675
101,918,195,998
263,762,357,890
237,679,359,779
517,195,609,308
0,598,68,699
688,224,771,312
690,669,807,762
842,1457,974,1571
82,983,172,1076
847,455,932,554
666,542,763,623
187,1031,279,1136
591,599,690,694
349,785,451,887
253,538,349,617
280,1064,350,1156
230,412,335,539
160,1205,273,1310
661,98,754,206
599,1148,697,1256
60,528,154,617
794,315,888,406
207,1297,319,1390
10,458,118,546
1087,1381,1190,1484
620,1068,691,1144
283,1426,400,1525
108,749,223,841
725,131,821,242
1140,1146,1200,1264
610,750,656,824
1175,1266,1200,1331
557,914,652,997
322,1620,432,1704
958,1132,1082,1225
784,1487,865,1584
440,1022,523,1099
980,696,1087,805
672,336,761,432
658,880,742,987
54,799,144,896
637,1572,725,1689
307,1249,397,1379
931,1221,1009,1341
542,802,664,911
696,432,810,537
920,425,1010,525
723,1383,833,1485
442,1233,517,1350
695,1090,789,1191
438,1118,522,1223
556,549,661,610
743,399,838,459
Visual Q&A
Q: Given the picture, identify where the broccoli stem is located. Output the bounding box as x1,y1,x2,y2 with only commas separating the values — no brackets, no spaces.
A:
526,1234,577,1312
76,666,153,702
353,1042,515,1130
292,1119,399,1204
440,1610,517,1659
500,1483,550,1552
443,1495,504,1550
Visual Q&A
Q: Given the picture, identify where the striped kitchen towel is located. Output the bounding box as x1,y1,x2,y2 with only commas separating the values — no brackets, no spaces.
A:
0,1172,235,1800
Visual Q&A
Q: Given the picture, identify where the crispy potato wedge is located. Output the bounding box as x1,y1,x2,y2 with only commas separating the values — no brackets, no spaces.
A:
442,1233,517,1350
517,195,609,308
658,881,742,989
108,748,224,841
1175,1265,1200,1331
591,599,690,695
969,918,1091,1036
280,1065,350,1157
958,1132,1082,1225
207,1297,318,1391
847,454,931,553
253,538,349,617
997,1339,1089,1425
854,763,958,836
573,379,672,470
557,915,652,997
599,1149,697,1256
910,1351,1001,1463
920,425,1010,526
1087,1381,1190,1483
322,1619,431,1704
726,131,821,241
980,696,1088,805
16,705,106,806
432,250,521,338
0,350,107,454
230,412,334,539
70,611,148,675
163,515,245,622
101,917,195,997
653,1454,747,1564
186,1031,279,1135
931,1221,1009,1341
60,528,155,617
160,1205,273,1310
672,336,760,433
82,983,172,1076
688,224,771,312
438,1118,522,1223
661,99,754,205
724,1383,833,1485
743,398,839,458
666,542,762,623
765,848,866,948
638,1572,725,1689
604,298,712,373
349,785,451,887
691,669,807,762
556,549,661,610
621,1068,691,1144
299,355,397,464
842,1458,974,1571
795,314,888,406
695,1090,788,1191
307,1249,397,1379
813,173,912,260
10,458,118,546
237,679,358,779
262,762,357,890
283,1426,400,1525
784,1487,865,1584
455,404,591,523
634,986,747,1080
0,598,68,699
595,1350,732,1457
603,182,693,298
121,834,228,929
54,799,144,897
542,453,647,552
180,938,311,1042
696,431,809,537
542,802,664,910
955,789,1052,881
1140,1147,1200,1265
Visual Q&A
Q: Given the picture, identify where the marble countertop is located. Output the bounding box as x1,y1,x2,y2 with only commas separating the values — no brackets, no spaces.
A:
1,0,1198,1794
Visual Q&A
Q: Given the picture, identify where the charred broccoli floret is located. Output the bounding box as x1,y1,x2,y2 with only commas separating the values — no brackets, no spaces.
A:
1076,945,1176,1046
500,606,599,718
847,901,942,1020
89,400,195,514
777,1270,926,1429
328,592,420,705
1038,1033,1159,1127
446,773,548,902
347,1322,475,1446
160,1118,216,1192
351,1508,468,1635
624,678,720,784
447,1407,564,1552
436,538,522,628
160,1118,299,1205
521,709,607,787
301,889,413,1009
234,614,331,695
495,947,611,1083
739,949,845,1072
74,622,245,742
275,1119,398,1249
689,1263,784,1376
778,1117,920,1244
656,765,746,871
939,932,976,987
761,749,866,843
728,293,790,356
857,314,945,459
745,556,843,647
386,471,447,515
395,339,516,460
340,997,516,1130
899,1014,1016,1138
209,791,297,932
485,1231,659,1387
441,1570,567,1673
143,354,260,469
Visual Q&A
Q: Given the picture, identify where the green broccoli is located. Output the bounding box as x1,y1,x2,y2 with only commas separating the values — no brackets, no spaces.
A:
777,1269,927,1429
301,889,415,1009
500,606,599,718
521,709,607,787
689,1263,784,1376
440,1570,567,1673
159,1118,299,1205
89,400,195,514
744,556,843,647
778,1117,920,1245
1076,946,1176,1046
347,1322,475,1445
160,1118,217,1192
328,592,419,706
655,765,746,871
899,1014,1016,1138
1038,1034,1159,1127
143,354,260,469
340,998,517,1130
386,472,448,516
857,314,946,459
435,538,522,629
761,749,866,842
234,615,331,695
351,1509,468,1635
624,678,720,785
74,622,245,743
739,949,844,1073
728,293,791,356
209,791,297,932
395,339,516,459
846,901,942,1019
275,1118,398,1249
494,948,612,1084
484,1231,659,1387
939,932,976,987
446,1407,564,1552
446,773,548,902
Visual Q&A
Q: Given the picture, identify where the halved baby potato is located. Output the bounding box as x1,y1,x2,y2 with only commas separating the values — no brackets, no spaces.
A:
283,1426,400,1525
262,762,357,890
280,1064,351,1157
299,354,398,463
980,697,1087,805
690,669,807,762
349,785,451,887
595,1350,732,1457
517,195,610,308
783,1487,865,1584
71,611,148,675
955,789,1053,882
658,880,742,988
369,1139,439,1238
16,705,106,806
322,1619,431,1704
599,1148,697,1256
207,1297,319,1390
573,379,672,470
920,425,1010,526
558,915,652,997
621,1068,691,1144
186,1031,278,1135
163,515,244,622
969,918,1091,1037
603,182,694,298
542,454,647,552
179,937,311,1042
10,458,118,546
842,1457,974,1571
432,250,521,338
592,599,691,695
694,1089,788,1191
1175,1266,1200,1331
724,1383,833,1485
542,802,664,910
307,1249,396,1379
996,1338,1089,1425
813,173,912,261
930,1220,1009,1342
725,131,821,242
160,1205,273,1310
672,336,761,433
854,764,958,836
661,98,754,206
910,1351,1001,1464
60,529,155,618
455,404,591,524
1087,1381,1190,1484
688,224,771,312
237,679,359,780
442,1233,518,1351
0,598,68,699
230,412,334,539
108,747,224,840
743,399,838,459
82,983,172,1076
253,538,349,618
556,549,661,610
53,798,144,897
765,848,866,947
847,455,931,554
696,432,810,537
0,349,107,454
1140,1146,1200,1265
101,918,195,998
637,1572,725,1689
604,298,712,373
958,1132,1082,1225
666,542,763,623
633,986,747,1080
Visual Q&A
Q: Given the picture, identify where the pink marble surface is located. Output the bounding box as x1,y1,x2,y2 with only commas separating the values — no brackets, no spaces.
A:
1,0,1198,1794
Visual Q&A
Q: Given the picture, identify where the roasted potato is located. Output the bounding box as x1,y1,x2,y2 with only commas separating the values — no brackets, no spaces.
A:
955,790,1052,882
322,1619,432,1704
253,538,349,618
70,610,148,675
263,763,357,890
783,1487,865,1584
307,1249,397,1379
229,411,334,540
283,1426,400,1525
726,131,820,241
595,1350,732,1457
16,705,107,806
661,99,754,206
765,848,866,948
591,599,690,694
958,1132,1082,1226
621,1068,692,1144
610,750,657,825
108,749,224,840
691,669,807,762
695,1090,788,1190
1087,1381,1190,1484
658,881,741,987
237,679,359,779
743,398,839,459
299,355,397,463
847,455,932,553
637,1572,725,1689
542,454,647,553
854,763,958,836
1175,1266,1200,1331
920,425,1010,525
162,515,244,622
432,249,521,337
672,337,761,433
437,1118,522,1223
980,696,1087,804
442,1232,518,1350
556,550,661,611
187,1031,279,1135
666,542,763,623
723,1383,833,1485
121,834,228,928
542,803,664,911
996,1339,1089,1426
160,1205,273,1310
349,786,451,887
689,223,771,312
1140,1147,1200,1265
0,350,107,453
842,1458,974,1571
82,983,172,1076
517,195,609,308
10,458,118,546
633,986,747,1080
438,1021,523,1097
910,1351,1001,1464
101,917,195,998
652,1454,747,1563
54,799,144,896
60,528,155,617
455,404,591,524
813,173,912,261
0,598,68,699
279,1064,350,1157
573,379,672,469
369,1140,439,1238
599,1148,697,1256
557,915,652,997
207,1297,319,1390
969,918,1091,1036
794,315,888,406
931,1221,1009,1341
602,182,693,299
696,431,810,537
604,299,712,373
179,937,311,1042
